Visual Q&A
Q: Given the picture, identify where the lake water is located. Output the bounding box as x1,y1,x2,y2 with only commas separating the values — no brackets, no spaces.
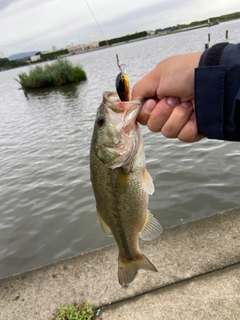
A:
1,19,240,279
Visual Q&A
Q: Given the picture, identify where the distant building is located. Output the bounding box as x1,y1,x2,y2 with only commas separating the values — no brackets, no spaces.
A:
67,42,99,54
68,44,84,54
52,46,57,51
147,30,155,35
89,41,99,48
30,55,41,62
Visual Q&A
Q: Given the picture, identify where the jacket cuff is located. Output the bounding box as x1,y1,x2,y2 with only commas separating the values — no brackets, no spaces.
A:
195,43,240,141
195,66,226,140
199,42,229,67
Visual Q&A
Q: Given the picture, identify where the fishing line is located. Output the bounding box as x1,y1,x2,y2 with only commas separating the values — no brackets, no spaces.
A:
84,0,124,68
85,0,130,99
84,0,111,48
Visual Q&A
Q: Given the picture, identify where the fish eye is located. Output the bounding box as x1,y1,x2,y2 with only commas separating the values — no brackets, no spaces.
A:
97,116,105,126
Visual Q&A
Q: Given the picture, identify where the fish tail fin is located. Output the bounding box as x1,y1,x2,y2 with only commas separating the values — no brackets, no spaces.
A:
118,254,157,287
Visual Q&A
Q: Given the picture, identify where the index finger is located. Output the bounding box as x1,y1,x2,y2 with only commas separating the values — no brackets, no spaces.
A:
132,69,159,101
137,99,158,125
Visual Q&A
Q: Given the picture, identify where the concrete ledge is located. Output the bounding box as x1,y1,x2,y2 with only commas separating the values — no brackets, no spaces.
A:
102,264,240,319
1,207,240,319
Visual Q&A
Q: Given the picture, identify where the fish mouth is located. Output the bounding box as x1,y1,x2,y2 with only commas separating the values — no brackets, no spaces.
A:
102,91,144,131
100,92,144,169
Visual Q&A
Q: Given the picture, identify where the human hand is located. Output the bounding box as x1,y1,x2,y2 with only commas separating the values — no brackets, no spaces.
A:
132,52,204,142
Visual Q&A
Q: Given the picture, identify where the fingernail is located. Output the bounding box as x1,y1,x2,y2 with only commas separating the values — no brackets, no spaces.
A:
167,97,180,106
144,99,156,115
181,101,192,109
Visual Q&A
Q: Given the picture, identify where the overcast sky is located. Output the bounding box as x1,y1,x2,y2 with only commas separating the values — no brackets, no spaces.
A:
0,0,239,57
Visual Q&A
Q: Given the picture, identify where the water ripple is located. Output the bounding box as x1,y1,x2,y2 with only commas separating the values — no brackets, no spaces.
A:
0,20,240,278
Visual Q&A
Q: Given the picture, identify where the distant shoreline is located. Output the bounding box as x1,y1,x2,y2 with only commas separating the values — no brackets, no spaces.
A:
69,17,239,55
46,16,240,57
1,16,240,73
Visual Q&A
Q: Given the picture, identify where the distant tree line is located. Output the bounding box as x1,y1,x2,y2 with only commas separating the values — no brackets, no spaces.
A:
0,58,10,67
156,11,240,33
40,49,68,60
1,11,240,71
217,11,240,21
99,31,148,47
0,57,27,69
0,49,69,70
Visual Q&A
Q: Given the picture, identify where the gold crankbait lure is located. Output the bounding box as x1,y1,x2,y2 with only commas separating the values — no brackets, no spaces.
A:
115,54,131,101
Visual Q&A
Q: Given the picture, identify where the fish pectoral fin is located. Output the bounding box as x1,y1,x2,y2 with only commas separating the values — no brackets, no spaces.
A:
142,169,154,195
139,210,163,241
96,208,113,237
118,254,157,287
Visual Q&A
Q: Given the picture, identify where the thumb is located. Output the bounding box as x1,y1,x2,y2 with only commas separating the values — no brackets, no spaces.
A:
132,69,160,100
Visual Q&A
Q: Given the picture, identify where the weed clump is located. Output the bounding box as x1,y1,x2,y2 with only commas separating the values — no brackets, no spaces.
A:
54,302,94,320
16,58,87,89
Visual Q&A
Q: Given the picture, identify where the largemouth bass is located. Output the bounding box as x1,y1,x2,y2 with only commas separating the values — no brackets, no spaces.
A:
90,91,162,286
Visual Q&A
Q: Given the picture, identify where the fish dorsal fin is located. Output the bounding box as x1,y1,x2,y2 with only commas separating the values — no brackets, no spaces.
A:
96,208,113,237
139,211,162,241
142,169,154,195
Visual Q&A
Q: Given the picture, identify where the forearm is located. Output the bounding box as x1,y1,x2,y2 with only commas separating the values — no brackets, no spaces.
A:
195,43,240,141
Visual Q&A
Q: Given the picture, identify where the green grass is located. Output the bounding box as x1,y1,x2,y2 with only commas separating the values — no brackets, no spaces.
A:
54,302,94,320
16,58,87,89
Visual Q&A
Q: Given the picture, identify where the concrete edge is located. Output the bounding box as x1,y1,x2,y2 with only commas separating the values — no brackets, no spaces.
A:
100,263,240,319
1,207,240,319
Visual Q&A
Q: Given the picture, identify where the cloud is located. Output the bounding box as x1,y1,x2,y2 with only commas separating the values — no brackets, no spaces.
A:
0,0,239,56
0,0,18,11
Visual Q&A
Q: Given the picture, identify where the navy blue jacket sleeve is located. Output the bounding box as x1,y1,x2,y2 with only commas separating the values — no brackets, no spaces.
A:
195,43,240,141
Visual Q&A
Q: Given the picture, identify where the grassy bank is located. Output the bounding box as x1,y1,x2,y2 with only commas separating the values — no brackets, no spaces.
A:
16,58,87,89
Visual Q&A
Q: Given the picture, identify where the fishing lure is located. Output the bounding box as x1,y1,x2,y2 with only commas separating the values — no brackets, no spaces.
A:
115,54,131,101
